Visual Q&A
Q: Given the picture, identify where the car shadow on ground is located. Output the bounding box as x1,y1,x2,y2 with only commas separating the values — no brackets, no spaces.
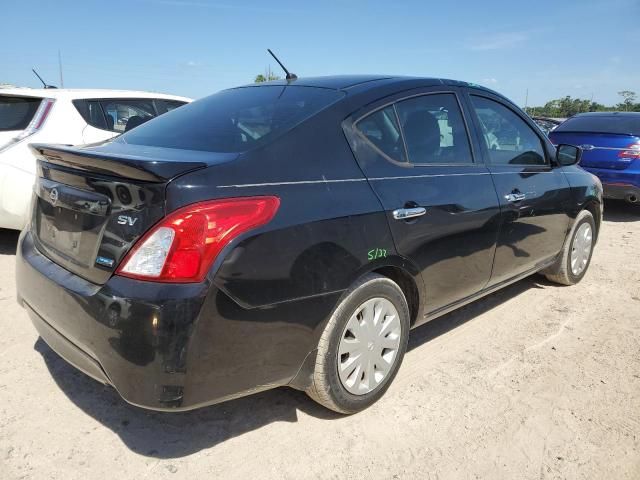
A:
33,273,548,459
408,275,549,351
0,229,19,255
603,200,640,222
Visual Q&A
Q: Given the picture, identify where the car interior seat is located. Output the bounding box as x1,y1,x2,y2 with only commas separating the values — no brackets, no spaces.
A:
124,115,146,132
403,111,441,163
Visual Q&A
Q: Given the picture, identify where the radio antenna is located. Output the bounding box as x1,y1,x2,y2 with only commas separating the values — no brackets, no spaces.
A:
32,68,57,89
267,49,297,81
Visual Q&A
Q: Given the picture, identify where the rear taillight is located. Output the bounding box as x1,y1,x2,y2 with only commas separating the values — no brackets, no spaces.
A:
0,98,55,153
618,142,640,160
116,196,280,283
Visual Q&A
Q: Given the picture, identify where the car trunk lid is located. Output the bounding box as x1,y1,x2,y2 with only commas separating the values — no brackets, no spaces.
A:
549,131,640,170
30,142,237,284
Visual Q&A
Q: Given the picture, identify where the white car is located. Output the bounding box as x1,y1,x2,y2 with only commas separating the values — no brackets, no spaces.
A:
0,88,191,230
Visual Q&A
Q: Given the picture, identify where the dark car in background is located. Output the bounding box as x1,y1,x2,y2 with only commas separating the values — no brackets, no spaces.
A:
16,76,602,414
532,116,563,135
549,112,640,204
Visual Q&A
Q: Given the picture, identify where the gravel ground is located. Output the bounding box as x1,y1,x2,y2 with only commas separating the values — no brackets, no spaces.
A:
1,201,639,480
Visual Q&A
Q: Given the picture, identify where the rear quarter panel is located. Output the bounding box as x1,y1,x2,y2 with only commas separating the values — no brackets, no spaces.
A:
165,104,414,308
559,165,603,237
165,102,425,395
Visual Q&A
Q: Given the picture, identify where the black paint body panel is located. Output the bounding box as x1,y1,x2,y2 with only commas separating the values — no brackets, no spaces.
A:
16,77,602,411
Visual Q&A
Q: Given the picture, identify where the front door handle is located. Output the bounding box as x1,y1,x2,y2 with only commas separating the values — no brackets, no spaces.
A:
392,207,427,220
504,192,526,203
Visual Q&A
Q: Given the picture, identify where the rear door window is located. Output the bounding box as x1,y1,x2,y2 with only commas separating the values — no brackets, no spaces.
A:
0,96,42,131
73,99,107,130
163,100,187,112
396,93,473,164
86,101,107,130
74,98,185,133
119,86,345,153
100,99,156,133
470,96,546,166
153,99,187,115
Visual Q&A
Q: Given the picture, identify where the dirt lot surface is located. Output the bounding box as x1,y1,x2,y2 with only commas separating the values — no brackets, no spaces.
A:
1,202,639,480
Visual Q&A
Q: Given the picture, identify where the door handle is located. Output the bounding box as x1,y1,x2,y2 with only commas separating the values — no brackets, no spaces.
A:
504,192,526,203
392,207,427,220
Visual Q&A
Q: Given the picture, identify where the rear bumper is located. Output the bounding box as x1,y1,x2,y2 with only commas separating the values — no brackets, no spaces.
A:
582,165,640,201
601,183,640,201
26,303,111,385
17,230,209,410
17,230,332,411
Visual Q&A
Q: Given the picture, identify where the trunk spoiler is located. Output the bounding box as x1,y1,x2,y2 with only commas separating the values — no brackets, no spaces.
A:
30,142,238,182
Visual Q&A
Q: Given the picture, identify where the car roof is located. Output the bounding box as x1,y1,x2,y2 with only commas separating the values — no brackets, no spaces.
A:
252,75,396,89
573,111,640,117
0,87,192,102
236,75,508,105
533,116,561,121
239,74,496,92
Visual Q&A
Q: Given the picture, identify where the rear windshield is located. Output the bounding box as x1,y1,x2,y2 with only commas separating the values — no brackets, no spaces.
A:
555,115,640,136
0,96,42,131
117,86,344,153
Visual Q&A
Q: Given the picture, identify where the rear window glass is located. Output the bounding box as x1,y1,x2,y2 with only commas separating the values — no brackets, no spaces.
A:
556,115,640,136
0,96,42,131
118,86,344,153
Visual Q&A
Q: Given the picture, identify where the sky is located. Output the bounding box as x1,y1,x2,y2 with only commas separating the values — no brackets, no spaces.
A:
2,0,639,106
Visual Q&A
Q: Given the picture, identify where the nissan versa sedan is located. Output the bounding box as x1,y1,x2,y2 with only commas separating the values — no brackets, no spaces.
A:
16,76,602,414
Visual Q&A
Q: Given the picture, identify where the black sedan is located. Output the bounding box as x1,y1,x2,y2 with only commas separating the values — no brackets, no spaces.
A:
16,75,602,414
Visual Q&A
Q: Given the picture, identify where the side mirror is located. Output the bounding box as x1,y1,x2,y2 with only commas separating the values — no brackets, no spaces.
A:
556,144,582,167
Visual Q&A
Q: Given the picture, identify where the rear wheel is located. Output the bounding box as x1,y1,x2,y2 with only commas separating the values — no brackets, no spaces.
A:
306,274,410,414
544,210,596,285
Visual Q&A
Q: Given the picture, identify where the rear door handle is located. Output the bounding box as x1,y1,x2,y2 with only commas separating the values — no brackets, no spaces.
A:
504,192,526,203
392,207,427,220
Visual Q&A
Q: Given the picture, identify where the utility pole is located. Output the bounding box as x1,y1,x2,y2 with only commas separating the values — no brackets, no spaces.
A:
524,88,529,114
58,50,64,88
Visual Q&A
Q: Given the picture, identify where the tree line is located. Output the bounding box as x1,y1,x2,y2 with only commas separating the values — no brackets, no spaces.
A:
527,90,639,118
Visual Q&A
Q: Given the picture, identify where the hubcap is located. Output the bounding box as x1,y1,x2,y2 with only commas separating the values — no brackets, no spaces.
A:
570,223,593,276
337,297,402,395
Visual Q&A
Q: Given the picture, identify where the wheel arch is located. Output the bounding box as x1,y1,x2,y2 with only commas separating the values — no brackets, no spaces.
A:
370,265,420,327
367,261,423,327
581,199,602,242
288,260,423,392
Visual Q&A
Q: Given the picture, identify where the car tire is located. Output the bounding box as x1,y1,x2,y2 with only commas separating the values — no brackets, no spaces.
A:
306,273,410,414
543,209,596,286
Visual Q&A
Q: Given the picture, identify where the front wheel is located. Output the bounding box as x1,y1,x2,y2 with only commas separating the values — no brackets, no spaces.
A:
544,209,596,285
306,274,410,414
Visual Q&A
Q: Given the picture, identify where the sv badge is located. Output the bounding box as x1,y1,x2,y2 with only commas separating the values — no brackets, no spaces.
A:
117,215,139,226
